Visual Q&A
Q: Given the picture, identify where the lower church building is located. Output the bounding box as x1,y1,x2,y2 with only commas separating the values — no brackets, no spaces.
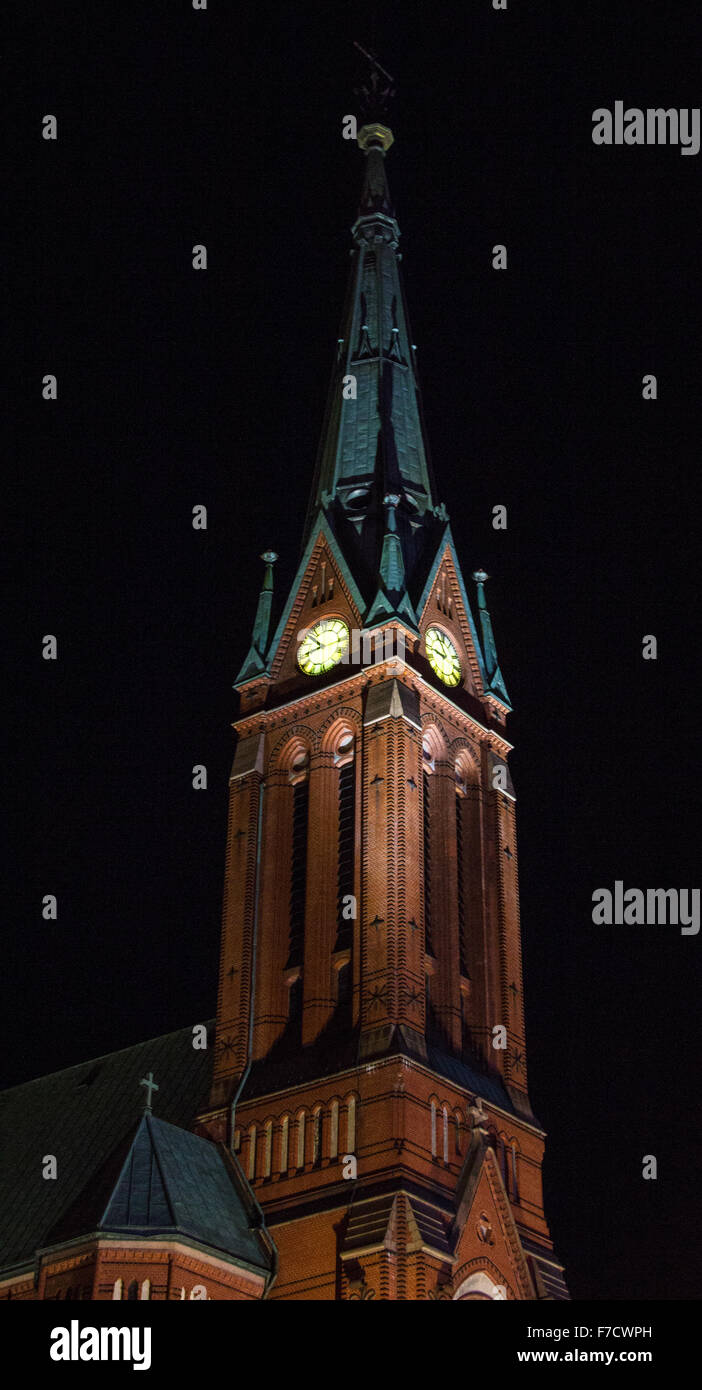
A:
1,101,568,1303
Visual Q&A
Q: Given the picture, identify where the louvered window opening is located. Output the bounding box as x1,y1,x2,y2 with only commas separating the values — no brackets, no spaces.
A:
456,793,469,976
423,771,434,955
287,781,309,967
336,761,355,950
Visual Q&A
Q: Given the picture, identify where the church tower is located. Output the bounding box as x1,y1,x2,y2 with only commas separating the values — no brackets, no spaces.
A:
197,83,568,1302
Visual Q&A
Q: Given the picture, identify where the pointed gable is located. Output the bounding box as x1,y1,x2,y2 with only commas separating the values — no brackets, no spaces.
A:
450,1133,534,1300
416,535,487,700
267,519,364,685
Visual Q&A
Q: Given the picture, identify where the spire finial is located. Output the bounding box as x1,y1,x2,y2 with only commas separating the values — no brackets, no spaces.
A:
252,550,277,647
352,41,395,123
472,569,490,606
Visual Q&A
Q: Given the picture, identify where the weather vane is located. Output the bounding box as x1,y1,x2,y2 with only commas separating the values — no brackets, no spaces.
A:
353,40,396,122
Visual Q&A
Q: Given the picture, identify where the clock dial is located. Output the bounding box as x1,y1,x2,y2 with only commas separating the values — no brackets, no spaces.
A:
298,618,349,675
425,626,461,687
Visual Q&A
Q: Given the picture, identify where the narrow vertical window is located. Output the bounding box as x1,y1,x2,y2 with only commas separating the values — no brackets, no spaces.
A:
247,1123,257,1181
336,757,355,951
263,1120,273,1179
296,1111,306,1169
455,791,469,976
430,1099,437,1157
280,1115,290,1174
345,1095,357,1154
312,1107,322,1166
330,1099,339,1160
112,1279,123,1301
442,1105,449,1163
127,1281,138,1302
287,779,309,967
423,771,434,955
140,1280,151,1301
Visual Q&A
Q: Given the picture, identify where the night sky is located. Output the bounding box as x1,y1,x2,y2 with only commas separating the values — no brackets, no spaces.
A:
6,1,702,1300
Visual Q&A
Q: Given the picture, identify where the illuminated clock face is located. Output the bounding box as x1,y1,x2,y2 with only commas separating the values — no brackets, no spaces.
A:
298,619,349,675
425,627,461,686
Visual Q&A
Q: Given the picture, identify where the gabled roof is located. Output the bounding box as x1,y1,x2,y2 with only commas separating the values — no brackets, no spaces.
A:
0,1022,215,1277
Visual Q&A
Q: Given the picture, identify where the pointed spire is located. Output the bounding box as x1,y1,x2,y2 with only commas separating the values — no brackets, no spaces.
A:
302,91,443,624
235,551,278,685
472,570,510,703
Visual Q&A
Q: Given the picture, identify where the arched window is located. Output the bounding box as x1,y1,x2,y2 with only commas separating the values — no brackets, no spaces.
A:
422,765,434,956
140,1280,151,1301
336,739,355,954
263,1119,273,1179
344,1094,357,1154
127,1281,138,1302
112,1279,123,1301
247,1123,257,1181
329,1099,340,1160
296,1110,306,1169
455,785,468,977
279,1114,290,1174
287,750,310,970
312,1106,322,1167
430,1099,438,1158
454,1272,507,1301
442,1105,449,1163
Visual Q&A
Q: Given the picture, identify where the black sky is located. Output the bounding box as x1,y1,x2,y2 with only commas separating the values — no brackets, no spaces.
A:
6,0,702,1300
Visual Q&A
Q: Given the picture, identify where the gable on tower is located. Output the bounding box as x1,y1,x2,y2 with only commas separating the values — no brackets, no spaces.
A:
266,519,365,687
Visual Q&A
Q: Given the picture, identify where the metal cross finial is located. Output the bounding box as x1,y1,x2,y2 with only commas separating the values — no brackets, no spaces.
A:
140,1071,159,1112
353,41,396,121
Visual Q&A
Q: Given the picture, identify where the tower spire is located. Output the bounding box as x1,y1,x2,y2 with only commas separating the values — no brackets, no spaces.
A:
302,71,444,625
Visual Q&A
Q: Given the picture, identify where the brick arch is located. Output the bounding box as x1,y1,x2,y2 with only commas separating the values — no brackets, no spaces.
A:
319,708,362,754
268,726,318,772
452,1256,515,1301
449,736,480,778
420,719,448,761
453,1269,509,1301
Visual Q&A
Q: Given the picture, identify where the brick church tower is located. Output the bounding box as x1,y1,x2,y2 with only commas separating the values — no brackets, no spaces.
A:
196,95,569,1301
